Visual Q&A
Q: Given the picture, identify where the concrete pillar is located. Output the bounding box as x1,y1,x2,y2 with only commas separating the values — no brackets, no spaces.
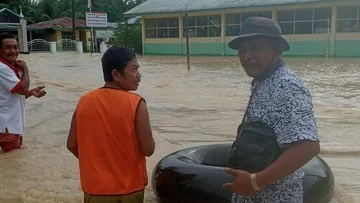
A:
329,6,337,57
76,30,80,41
50,42,57,53
85,30,92,52
272,9,278,21
141,17,146,55
179,15,184,55
18,19,28,53
77,41,83,53
221,12,226,55
179,15,184,39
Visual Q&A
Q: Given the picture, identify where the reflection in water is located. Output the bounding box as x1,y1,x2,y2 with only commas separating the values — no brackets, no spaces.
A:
0,53,359,203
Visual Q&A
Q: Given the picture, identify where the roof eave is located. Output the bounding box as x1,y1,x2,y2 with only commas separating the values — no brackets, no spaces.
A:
125,5,275,16
0,8,22,19
124,0,339,17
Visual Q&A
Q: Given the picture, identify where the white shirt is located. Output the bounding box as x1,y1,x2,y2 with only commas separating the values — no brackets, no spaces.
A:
0,61,25,135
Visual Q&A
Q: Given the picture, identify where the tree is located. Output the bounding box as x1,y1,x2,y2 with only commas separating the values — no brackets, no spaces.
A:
1,0,146,23
0,0,41,24
112,21,142,54
95,0,145,53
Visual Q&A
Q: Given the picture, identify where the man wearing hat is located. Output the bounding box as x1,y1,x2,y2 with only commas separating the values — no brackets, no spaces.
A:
223,17,320,202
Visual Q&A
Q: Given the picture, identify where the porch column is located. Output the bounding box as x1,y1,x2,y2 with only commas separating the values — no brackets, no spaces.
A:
141,17,146,55
18,19,28,53
272,9,277,21
329,6,337,57
221,12,226,55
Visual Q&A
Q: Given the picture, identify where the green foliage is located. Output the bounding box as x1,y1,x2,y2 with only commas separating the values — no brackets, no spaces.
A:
112,22,142,54
1,0,145,23
1,0,145,53
1,0,41,23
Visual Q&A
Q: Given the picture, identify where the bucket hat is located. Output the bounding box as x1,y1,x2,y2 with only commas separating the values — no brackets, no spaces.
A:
228,17,290,51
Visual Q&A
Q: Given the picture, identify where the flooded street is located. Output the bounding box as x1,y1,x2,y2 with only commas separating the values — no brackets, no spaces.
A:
0,53,359,203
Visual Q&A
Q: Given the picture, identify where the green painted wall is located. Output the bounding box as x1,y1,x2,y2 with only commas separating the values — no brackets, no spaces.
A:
144,42,223,55
183,42,223,55
144,43,183,55
143,40,360,57
334,40,360,57
283,40,328,57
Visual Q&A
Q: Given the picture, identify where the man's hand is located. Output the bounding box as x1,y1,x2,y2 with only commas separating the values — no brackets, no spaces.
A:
15,60,28,71
27,86,46,98
223,168,255,197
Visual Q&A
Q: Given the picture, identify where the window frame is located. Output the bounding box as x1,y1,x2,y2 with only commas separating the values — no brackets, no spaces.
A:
225,11,272,36
145,17,180,39
337,6,360,33
183,15,221,38
277,8,332,35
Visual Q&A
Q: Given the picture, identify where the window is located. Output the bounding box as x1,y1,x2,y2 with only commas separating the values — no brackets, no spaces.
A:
145,18,179,38
337,6,360,32
314,8,332,33
183,15,221,37
225,11,272,36
277,8,332,35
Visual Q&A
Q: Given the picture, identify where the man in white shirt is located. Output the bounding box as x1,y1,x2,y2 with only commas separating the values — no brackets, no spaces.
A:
0,33,46,153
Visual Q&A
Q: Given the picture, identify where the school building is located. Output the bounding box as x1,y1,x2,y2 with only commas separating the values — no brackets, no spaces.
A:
125,0,360,57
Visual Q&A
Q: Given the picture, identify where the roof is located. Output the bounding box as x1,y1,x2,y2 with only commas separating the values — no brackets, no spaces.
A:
27,17,86,30
0,8,21,23
0,8,21,18
125,0,341,16
127,16,141,24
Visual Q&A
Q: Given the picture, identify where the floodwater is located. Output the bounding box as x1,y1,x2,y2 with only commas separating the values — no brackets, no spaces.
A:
0,53,359,203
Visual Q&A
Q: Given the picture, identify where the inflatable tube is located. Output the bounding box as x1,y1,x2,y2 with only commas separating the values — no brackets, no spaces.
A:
152,144,334,203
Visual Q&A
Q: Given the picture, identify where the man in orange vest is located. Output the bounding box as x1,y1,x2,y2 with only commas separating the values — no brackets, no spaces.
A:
67,46,155,203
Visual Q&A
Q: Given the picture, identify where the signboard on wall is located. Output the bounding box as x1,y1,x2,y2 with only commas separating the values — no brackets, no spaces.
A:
95,30,114,38
85,12,108,27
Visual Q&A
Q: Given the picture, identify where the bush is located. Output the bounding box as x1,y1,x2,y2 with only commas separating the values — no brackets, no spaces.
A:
112,22,142,54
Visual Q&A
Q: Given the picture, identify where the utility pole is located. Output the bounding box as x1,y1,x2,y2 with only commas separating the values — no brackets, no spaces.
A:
185,13,190,70
72,0,76,41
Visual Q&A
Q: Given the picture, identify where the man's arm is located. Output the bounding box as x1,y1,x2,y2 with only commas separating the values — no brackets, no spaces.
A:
223,81,319,196
14,61,47,99
67,112,78,158
14,60,30,95
25,86,46,99
256,81,320,186
135,99,155,157
0,62,27,95
223,140,319,196
257,140,319,187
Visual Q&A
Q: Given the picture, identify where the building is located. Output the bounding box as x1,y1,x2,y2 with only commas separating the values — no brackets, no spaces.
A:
125,0,360,57
0,8,28,53
0,8,21,32
27,17,93,52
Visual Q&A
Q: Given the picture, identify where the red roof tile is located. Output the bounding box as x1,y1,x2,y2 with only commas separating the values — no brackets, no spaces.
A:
28,16,86,30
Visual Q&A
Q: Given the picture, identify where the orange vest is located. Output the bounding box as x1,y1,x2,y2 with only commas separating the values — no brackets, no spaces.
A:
76,88,147,195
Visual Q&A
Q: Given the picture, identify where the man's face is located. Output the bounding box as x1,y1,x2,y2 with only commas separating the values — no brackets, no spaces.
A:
238,38,277,78
0,38,19,64
115,59,141,91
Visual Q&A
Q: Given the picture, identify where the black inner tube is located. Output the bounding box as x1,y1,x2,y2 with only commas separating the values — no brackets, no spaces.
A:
152,144,334,203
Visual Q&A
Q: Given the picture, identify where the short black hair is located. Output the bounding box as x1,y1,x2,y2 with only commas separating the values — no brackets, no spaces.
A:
0,33,15,48
101,46,136,82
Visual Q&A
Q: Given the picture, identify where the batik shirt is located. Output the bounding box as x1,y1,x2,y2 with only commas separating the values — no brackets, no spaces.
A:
232,59,318,203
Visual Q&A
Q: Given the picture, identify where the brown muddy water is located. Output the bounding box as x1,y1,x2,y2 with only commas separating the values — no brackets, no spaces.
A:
0,53,359,203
